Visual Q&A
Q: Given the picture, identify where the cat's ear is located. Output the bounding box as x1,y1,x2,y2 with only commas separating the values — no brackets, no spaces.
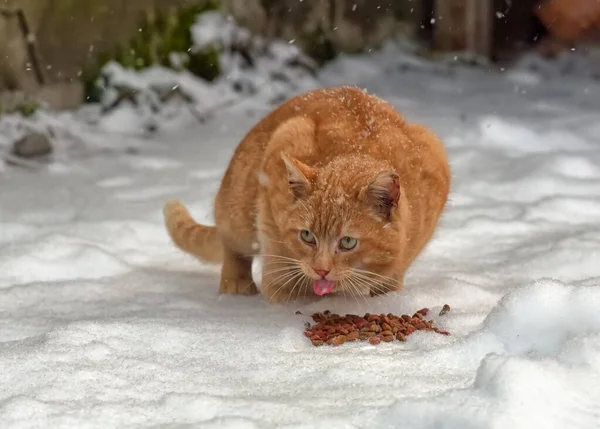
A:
281,153,316,199
365,171,400,220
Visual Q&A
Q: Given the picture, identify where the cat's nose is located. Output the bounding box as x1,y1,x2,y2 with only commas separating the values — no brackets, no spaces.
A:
314,269,330,278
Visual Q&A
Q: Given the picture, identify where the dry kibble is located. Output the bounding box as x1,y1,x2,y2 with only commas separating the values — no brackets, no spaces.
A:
328,335,347,346
369,336,381,345
367,314,380,322
439,304,451,316
414,321,427,330
305,307,450,346
416,308,430,316
347,331,360,341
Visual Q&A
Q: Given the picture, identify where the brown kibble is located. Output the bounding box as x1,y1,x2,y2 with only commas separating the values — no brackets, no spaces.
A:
439,304,451,316
367,314,380,322
416,308,429,316
295,310,302,315
305,307,450,346
347,331,360,341
355,320,368,329
328,335,347,346
414,321,427,330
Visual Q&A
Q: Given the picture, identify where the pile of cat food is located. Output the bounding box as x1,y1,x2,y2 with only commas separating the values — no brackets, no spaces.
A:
303,305,451,347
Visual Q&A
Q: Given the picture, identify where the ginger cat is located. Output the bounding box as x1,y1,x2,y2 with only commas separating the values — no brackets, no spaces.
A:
163,86,450,303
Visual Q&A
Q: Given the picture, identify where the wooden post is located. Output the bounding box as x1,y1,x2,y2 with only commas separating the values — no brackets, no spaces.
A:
432,0,493,57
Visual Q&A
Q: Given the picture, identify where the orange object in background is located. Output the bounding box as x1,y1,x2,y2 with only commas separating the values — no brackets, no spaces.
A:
534,0,600,42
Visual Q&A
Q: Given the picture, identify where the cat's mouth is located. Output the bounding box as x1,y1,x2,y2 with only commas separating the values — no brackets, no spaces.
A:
313,279,335,296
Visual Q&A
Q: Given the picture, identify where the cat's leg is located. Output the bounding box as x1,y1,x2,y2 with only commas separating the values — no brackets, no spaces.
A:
219,245,259,296
260,256,308,304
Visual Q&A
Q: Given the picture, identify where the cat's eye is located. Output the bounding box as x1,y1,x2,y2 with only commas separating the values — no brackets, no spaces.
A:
339,236,358,251
300,229,317,245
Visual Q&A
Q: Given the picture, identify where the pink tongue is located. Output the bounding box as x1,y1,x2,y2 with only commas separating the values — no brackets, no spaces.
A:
313,279,335,296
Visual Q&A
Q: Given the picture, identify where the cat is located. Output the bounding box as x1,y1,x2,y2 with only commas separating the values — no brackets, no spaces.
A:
163,86,451,303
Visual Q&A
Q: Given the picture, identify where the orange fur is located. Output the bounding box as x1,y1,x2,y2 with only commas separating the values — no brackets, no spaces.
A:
163,86,451,303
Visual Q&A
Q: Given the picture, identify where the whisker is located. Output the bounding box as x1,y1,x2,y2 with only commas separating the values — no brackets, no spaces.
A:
350,268,397,284
286,274,306,304
348,276,372,300
262,270,302,293
339,278,360,308
350,273,396,287
256,254,302,263
343,277,370,309
349,272,397,290
261,267,301,279
271,271,305,301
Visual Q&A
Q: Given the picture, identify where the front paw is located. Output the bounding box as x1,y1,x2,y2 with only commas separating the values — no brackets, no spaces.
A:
219,277,259,296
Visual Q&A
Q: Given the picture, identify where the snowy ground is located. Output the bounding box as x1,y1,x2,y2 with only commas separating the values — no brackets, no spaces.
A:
1,43,600,428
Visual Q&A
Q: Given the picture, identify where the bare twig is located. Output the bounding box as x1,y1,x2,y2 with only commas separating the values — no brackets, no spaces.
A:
0,7,45,85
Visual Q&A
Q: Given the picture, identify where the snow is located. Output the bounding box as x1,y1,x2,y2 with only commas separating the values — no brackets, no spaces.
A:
2,27,600,429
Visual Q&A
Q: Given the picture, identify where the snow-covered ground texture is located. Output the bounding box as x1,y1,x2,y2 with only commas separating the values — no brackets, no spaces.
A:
2,38,600,428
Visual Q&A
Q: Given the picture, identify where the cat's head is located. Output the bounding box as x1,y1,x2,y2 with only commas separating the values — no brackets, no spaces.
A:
276,153,405,297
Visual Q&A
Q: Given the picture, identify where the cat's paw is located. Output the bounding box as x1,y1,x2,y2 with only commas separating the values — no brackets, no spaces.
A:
219,277,259,296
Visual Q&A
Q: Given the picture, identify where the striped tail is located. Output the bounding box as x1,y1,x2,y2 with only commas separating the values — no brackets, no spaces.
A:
162,200,223,263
